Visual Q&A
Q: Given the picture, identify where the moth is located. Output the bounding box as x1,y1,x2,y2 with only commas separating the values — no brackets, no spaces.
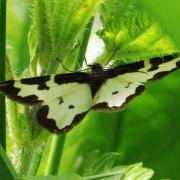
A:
0,54,179,133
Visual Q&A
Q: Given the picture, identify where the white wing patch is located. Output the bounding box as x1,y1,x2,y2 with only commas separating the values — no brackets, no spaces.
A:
92,77,144,111
37,83,92,131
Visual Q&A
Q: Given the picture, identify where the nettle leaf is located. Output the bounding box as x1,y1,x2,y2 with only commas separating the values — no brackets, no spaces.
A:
28,0,102,75
81,151,119,176
79,152,153,179
28,0,53,76
107,163,153,180
97,0,177,64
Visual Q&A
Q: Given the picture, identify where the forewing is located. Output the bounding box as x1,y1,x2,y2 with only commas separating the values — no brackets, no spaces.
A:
93,55,180,111
0,72,92,132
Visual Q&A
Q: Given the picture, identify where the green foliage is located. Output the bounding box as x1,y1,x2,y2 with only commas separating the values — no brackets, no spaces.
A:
29,0,102,75
139,0,180,50
1,0,180,179
97,0,177,65
80,152,153,179
25,152,153,179
0,144,19,180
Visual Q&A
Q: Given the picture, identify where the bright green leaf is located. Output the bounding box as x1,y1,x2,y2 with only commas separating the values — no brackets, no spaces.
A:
97,0,177,65
138,0,180,50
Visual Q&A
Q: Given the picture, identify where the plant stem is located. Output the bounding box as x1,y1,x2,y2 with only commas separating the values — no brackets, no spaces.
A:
74,18,94,69
0,144,19,179
44,134,65,175
0,0,6,150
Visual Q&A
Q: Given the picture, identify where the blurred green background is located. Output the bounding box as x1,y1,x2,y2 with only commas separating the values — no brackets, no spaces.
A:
5,0,180,179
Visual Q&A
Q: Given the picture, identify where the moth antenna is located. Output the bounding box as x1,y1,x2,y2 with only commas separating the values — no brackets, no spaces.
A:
56,57,75,73
104,48,120,67
56,57,91,73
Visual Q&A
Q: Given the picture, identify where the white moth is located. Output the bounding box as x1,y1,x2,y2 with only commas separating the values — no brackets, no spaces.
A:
0,54,179,133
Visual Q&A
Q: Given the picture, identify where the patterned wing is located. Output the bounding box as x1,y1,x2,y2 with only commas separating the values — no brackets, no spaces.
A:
92,55,180,111
0,73,92,132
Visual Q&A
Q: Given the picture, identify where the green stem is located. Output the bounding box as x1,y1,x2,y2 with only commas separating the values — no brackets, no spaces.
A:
0,0,6,150
84,172,123,180
74,18,94,69
44,134,66,175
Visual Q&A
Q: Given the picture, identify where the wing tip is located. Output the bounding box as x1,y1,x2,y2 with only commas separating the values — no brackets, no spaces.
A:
149,60,180,81
0,80,42,105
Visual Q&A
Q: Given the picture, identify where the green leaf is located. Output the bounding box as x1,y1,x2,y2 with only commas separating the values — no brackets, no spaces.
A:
84,166,153,180
138,0,180,50
81,151,119,176
25,174,82,180
79,152,153,180
0,144,19,180
6,0,30,76
97,0,177,64
28,0,102,75
28,0,53,76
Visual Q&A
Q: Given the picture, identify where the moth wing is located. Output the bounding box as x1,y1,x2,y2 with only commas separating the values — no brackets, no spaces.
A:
92,55,180,111
92,78,145,111
0,73,92,132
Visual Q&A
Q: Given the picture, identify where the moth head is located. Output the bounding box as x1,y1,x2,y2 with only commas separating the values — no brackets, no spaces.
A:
89,63,103,72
